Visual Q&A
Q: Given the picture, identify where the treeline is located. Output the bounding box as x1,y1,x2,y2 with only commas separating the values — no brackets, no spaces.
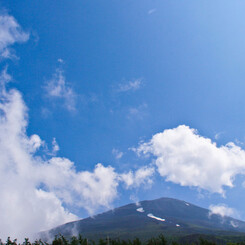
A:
1,234,245,245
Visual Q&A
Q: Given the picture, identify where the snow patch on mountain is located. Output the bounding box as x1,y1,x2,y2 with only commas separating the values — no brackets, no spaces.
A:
147,213,165,221
230,220,239,228
136,207,145,213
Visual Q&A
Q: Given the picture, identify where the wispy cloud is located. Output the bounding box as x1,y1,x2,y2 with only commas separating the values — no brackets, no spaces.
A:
0,14,29,59
148,9,157,15
112,148,123,159
128,103,148,120
51,138,59,156
117,78,143,92
0,66,11,87
214,132,224,140
44,67,76,112
57,58,64,64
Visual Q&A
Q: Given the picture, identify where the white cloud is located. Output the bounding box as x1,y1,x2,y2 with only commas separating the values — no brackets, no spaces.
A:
242,181,245,189
51,137,59,156
0,86,77,240
209,204,238,219
0,91,69,238
0,71,154,241
112,148,123,159
128,107,140,116
117,78,142,92
0,67,11,86
39,160,119,215
137,125,245,194
120,166,155,189
129,194,140,206
128,103,148,120
57,58,64,64
148,9,157,15
29,134,44,152
0,14,29,59
214,132,224,140
45,68,76,111
0,75,121,240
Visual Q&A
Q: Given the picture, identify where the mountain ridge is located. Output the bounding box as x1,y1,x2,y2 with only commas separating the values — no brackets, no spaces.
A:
40,197,245,242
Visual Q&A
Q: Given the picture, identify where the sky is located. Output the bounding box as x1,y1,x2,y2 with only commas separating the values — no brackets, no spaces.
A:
1,0,245,241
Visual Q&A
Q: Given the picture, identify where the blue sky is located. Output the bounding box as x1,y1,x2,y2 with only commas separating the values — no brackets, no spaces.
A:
1,0,245,240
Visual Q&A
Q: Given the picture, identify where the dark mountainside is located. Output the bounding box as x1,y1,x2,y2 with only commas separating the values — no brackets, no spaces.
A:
41,197,245,243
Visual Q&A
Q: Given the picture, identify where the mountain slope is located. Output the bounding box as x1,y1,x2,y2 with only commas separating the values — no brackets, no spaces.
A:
42,197,245,241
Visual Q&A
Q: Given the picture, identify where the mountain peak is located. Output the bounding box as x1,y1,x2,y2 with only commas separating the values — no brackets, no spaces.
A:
42,197,245,242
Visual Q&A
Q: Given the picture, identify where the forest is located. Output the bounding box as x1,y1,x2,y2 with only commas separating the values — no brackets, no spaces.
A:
1,234,245,245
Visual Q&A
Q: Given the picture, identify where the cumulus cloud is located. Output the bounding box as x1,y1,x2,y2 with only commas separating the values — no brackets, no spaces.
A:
0,75,122,240
45,68,76,111
137,125,245,194
0,14,29,59
0,71,154,240
39,159,119,214
120,166,155,189
117,78,142,92
0,84,76,240
209,204,238,218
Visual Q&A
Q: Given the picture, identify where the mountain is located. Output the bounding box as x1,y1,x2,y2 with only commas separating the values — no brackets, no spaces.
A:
41,197,245,243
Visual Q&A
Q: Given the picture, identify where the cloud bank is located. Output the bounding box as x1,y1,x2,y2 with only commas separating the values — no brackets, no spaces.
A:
137,125,245,194
0,82,76,240
0,73,122,240
0,72,151,241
